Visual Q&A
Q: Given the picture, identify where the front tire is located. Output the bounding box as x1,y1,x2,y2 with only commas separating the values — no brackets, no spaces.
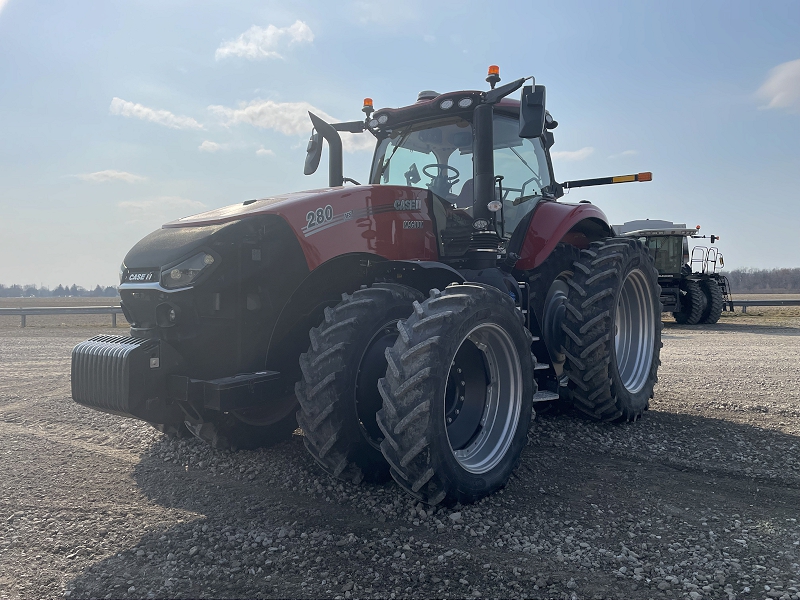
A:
562,238,662,422
295,284,424,484
377,284,535,506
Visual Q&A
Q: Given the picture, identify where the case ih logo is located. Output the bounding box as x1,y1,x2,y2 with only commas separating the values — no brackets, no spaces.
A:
393,199,421,211
126,271,156,282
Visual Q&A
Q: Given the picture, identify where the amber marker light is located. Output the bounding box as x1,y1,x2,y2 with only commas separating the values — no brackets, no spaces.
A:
362,97,374,116
486,65,501,89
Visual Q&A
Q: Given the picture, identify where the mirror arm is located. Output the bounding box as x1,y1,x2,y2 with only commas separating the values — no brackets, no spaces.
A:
484,77,528,105
332,121,366,134
308,112,344,187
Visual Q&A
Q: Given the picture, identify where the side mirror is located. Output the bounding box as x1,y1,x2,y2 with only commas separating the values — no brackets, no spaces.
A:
519,85,546,139
303,129,322,175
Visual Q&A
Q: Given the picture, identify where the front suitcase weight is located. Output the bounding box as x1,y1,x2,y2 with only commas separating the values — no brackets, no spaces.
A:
71,335,183,424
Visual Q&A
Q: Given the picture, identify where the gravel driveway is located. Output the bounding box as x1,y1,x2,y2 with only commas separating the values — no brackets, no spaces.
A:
1,312,799,600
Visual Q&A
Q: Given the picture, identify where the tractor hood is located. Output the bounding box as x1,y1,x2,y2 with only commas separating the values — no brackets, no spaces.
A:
151,184,436,272
163,187,348,228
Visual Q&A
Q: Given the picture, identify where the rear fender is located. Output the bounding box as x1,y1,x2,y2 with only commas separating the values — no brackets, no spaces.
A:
514,202,611,271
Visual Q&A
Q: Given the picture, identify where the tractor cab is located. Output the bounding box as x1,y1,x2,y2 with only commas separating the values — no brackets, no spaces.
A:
304,68,556,262
368,105,555,237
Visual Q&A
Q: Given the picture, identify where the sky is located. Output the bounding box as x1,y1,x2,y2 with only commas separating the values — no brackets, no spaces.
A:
1,0,799,288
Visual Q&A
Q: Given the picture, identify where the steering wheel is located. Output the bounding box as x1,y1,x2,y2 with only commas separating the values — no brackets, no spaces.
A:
422,164,460,183
422,164,460,196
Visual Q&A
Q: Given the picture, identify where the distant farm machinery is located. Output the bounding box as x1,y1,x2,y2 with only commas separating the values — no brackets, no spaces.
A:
614,220,733,324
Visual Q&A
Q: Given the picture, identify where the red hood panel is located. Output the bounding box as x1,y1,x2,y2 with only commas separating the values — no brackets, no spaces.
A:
163,185,439,270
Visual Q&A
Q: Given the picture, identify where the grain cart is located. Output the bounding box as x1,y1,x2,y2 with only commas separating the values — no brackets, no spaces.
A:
72,67,662,505
613,219,732,324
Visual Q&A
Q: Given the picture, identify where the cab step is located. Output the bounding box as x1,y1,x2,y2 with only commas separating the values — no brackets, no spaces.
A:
532,390,560,403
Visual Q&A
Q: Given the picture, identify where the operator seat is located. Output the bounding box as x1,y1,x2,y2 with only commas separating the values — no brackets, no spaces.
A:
454,179,473,209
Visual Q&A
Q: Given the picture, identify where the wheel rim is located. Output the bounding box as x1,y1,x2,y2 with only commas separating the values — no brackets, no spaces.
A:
444,323,523,474
614,268,656,394
355,322,399,449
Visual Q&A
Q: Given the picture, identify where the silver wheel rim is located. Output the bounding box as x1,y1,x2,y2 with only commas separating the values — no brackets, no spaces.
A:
444,323,523,474
614,268,656,394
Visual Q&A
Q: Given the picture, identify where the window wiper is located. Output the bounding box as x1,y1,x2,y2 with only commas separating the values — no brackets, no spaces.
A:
378,126,412,181
510,146,540,180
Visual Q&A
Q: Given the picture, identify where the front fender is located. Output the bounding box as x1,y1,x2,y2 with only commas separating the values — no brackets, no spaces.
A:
514,201,611,271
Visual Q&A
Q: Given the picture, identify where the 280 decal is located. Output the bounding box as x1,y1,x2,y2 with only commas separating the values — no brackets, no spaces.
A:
306,205,334,230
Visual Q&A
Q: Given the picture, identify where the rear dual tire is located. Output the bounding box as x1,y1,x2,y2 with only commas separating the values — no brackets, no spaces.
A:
562,238,662,422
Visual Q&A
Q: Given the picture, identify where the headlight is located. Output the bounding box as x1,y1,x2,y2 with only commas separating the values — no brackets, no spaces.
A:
458,97,473,108
161,252,216,290
440,99,454,110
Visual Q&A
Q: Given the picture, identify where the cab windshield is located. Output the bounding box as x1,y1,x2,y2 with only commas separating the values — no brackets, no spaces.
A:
370,114,552,236
638,236,685,275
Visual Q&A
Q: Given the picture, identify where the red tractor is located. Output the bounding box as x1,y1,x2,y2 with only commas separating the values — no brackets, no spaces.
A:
72,68,662,505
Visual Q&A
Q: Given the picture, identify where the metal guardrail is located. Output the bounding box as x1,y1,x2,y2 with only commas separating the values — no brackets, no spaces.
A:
0,306,124,327
1,299,798,327
732,300,800,313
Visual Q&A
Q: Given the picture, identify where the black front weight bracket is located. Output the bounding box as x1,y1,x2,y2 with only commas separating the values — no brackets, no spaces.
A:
167,371,283,414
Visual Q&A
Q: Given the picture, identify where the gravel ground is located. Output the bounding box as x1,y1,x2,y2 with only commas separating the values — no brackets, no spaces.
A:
1,312,799,600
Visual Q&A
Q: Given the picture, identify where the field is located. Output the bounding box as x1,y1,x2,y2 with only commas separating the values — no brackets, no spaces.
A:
0,303,799,599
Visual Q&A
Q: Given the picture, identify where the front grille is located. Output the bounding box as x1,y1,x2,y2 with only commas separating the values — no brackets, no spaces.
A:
71,335,159,414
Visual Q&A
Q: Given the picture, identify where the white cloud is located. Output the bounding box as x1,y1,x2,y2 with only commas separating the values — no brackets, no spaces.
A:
757,58,800,112
119,196,205,216
215,21,313,61
76,170,146,183
199,140,223,152
256,146,275,156
551,147,594,161
210,99,330,135
109,97,203,130
608,149,638,159
209,99,373,152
